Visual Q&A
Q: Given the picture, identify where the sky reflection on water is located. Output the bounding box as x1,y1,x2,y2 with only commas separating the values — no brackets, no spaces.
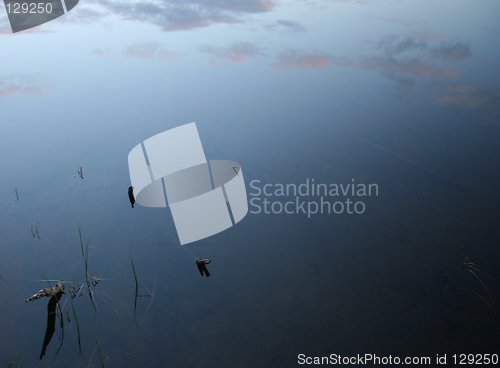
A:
1,0,500,367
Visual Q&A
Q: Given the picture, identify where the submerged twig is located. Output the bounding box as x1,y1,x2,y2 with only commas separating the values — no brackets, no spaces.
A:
33,279,65,361
23,250,105,363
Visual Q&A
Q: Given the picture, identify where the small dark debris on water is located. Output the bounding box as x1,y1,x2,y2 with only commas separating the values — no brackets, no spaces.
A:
25,282,64,303
14,187,20,201
196,258,212,278
128,186,135,208
77,166,83,180
91,276,101,287
31,224,41,239
73,166,84,181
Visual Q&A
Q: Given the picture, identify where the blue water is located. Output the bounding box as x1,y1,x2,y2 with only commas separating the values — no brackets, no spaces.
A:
1,1,500,365
1,107,499,367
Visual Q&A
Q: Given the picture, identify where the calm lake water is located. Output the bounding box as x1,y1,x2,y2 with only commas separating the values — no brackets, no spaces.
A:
1,1,499,367
1,112,499,367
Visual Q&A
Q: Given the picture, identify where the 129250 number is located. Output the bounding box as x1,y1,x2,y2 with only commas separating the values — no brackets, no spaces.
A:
452,354,499,365
6,2,53,14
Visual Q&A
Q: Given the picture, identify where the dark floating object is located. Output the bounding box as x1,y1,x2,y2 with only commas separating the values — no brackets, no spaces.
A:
14,187,19,201
128,186,136,208
39,292,63,360
76,166,83,180
24,228,103,360
195,258,212,278
72,166,83,181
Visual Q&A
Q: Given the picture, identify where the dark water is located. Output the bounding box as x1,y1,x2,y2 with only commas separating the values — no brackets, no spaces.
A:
1,101,499,367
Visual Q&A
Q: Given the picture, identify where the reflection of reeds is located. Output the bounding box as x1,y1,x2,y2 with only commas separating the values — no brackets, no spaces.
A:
442,257,498,315
462,259,496,299
131,257,139,318
99,293,121,318
21,230,108,362
130,257,153,320
53,295,65,360
69,298,84,358
40,278,64,361
79,227,89,278
79,227,98,314
0,358,24,367
147,282,156,310
30,224,41,240
87,338,105,368
95,338,105,368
